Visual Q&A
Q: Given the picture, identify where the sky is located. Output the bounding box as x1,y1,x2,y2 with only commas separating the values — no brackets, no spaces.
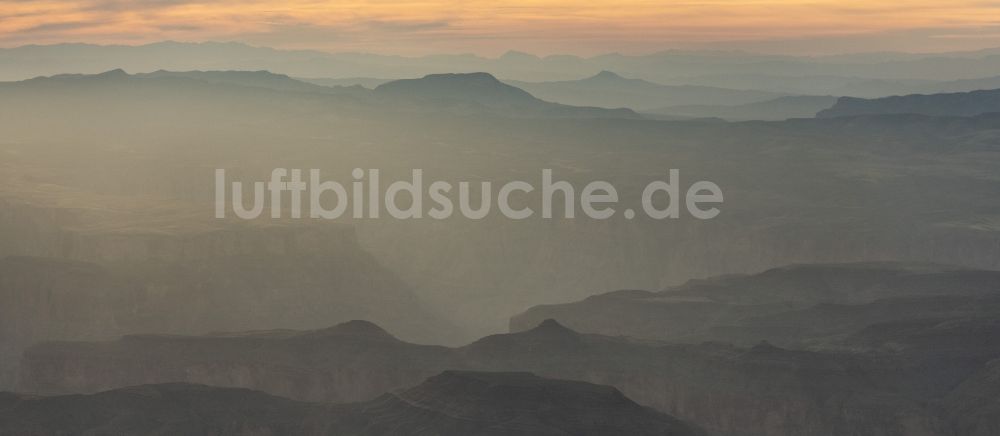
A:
3,0,1000,55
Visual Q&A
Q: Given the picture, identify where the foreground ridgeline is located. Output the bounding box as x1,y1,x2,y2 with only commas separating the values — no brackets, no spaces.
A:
0,371,702,436
19,311,1000,436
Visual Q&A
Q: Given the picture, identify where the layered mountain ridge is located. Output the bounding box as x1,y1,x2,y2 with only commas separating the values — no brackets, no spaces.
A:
0,371,703,436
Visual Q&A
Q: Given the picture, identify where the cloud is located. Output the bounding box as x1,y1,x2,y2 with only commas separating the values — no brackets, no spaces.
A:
18,21,107,34
364,20,451,32
3,0,1000,55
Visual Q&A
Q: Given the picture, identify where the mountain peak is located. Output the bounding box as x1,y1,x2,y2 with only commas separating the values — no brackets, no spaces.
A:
463,318,583,353
500,50,540,61
532,318,574,332
518,318,581,341
373,72,537,106
304,320,395,339
588,70,626,81
98,68,129,78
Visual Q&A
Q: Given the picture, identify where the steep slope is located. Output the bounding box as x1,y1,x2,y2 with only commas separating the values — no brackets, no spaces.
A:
817,88,1000,117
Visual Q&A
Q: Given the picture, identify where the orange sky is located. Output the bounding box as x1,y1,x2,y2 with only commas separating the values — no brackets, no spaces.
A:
3,0,1000,54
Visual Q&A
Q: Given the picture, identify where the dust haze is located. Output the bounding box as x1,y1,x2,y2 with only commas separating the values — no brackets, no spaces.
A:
2,42,1000,436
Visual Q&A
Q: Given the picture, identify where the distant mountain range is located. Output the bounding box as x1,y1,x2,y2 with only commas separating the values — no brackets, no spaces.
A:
3,69,638,119
6,41,1000,87
26,68,1000,122
818,88,1000,117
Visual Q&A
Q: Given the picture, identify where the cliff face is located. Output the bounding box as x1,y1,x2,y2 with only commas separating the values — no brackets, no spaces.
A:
0,257,125,387
18,319,979,436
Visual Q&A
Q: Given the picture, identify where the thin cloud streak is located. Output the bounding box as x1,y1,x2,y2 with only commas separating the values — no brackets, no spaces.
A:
2,0,1000,54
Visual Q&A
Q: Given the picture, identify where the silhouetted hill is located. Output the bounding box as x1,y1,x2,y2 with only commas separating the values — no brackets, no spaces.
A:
375,72,640,118
818,89,1000,117
377,72,537,105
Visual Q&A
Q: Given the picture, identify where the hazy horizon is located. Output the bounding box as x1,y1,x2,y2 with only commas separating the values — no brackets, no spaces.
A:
4,0,1000,56
8,39,1000,59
